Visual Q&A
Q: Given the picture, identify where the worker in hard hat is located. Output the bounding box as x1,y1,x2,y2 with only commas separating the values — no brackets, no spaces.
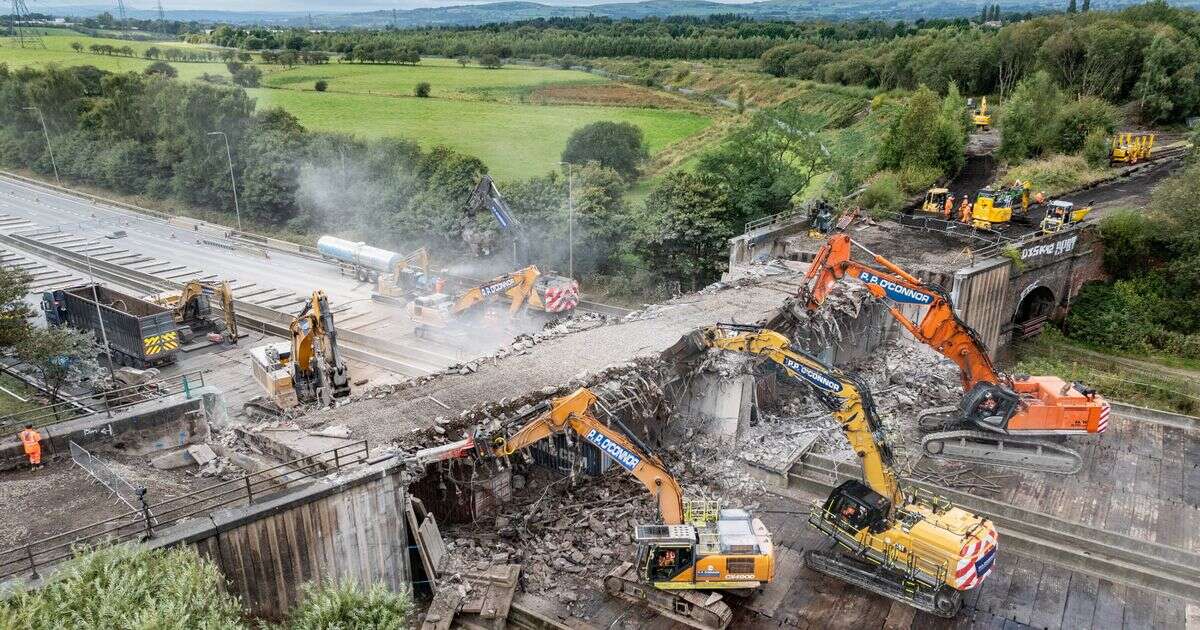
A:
943,194,955,220
959,197,972,224
18,424,43,470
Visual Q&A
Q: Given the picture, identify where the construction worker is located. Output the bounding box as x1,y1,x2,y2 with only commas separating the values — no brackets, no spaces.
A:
943,194,955,219
959,197,972,224
18,424,42,470
434,277,445,294
1034,191,1046,205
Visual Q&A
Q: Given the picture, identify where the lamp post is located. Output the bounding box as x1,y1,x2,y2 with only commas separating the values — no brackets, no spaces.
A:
206,131,242,232
23,107,60,186
83,241,117,402
557,162,574,279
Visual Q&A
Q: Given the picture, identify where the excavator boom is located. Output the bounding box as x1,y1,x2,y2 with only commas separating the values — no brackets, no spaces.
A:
802,233,1109,473
667,323,997,617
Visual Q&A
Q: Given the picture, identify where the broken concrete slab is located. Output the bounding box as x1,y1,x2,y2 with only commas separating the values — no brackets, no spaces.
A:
186,444,217,467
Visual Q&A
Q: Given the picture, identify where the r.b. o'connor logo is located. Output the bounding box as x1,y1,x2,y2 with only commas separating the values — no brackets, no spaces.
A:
857,271,933,305
782,357,843,393
585,429,641,471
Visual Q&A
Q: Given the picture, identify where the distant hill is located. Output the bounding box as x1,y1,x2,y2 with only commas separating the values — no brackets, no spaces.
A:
45,0,1200,27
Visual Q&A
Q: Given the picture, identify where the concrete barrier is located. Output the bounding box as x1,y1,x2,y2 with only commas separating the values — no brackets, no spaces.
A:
1,393,210,471
1108,400,1199,430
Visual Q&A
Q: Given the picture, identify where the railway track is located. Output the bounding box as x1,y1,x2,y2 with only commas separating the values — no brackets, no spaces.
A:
782,452,1200,603
0,231,453,377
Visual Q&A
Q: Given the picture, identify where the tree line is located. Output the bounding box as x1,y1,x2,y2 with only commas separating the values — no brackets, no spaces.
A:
762,1,1200,123
197,15,926,61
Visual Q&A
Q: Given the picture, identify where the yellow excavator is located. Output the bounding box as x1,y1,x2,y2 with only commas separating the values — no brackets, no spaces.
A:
457,387,774,629
666,323,998,617
407,265,577,338
155,280,238,344
374,247,433,299
1110,133,1154,164
289,290,350,406
971,97,991,130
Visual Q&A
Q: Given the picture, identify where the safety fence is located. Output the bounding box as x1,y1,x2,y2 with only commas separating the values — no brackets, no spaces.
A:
0,370,206,434
0,440,370,581
68,440,150,518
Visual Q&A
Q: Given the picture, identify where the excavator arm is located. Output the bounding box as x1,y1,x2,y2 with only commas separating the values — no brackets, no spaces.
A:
450,265,544,318
470,175,529,266
475,388,685,525
672,323,903,511
218,281,238,343
803,233,1003,392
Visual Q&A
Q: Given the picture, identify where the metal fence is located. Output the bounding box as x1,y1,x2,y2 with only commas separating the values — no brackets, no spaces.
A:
0,440,370,581
69,440,150,517
0,370,207,434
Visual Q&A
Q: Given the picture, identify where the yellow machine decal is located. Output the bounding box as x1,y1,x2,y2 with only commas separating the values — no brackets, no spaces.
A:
143,331,180,356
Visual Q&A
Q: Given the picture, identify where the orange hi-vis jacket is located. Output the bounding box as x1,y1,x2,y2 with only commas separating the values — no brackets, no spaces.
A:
19,428,41,453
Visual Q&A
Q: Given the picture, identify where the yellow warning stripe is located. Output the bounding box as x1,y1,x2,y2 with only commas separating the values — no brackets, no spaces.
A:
143,331,180,356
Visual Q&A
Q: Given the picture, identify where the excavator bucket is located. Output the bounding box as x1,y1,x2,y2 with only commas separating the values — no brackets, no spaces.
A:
661,329,709,365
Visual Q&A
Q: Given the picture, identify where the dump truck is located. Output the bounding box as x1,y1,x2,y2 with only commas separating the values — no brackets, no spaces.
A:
42,284,181,368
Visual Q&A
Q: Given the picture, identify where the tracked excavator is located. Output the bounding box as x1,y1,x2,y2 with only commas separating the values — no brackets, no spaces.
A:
448,387,774,629
289,290,351,406
665,323,998,617
801,233,1110,473
407,265,577,338
155,280,238,343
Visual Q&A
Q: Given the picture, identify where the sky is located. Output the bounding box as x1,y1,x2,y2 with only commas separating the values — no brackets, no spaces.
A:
38,0,763,12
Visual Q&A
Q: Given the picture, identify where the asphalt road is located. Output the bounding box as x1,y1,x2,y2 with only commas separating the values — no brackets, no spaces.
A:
0,174,376,312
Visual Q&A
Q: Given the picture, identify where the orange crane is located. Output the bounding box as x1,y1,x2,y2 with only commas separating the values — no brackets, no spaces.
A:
802,234,1110,474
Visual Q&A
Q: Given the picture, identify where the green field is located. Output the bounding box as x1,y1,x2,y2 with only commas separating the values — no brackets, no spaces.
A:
0,32,235,81
1,32,715,181
253,88,709,180
265,57,605,101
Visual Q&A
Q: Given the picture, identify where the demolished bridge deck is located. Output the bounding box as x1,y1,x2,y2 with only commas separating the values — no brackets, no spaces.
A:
295,264,809,449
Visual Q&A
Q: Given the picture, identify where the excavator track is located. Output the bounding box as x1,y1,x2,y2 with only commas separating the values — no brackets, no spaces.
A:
803,547,962,618
921,429,1083,474
603,562,733,630
915,404,962,431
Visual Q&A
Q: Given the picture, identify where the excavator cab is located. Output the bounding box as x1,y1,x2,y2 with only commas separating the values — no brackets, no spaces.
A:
960,383,1021,431
1040,200,1091,234
921,188,950,215
821,480,891,535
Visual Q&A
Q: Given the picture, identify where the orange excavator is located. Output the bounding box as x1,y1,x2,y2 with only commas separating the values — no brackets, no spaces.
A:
421,387,774,629
802,234,1110,474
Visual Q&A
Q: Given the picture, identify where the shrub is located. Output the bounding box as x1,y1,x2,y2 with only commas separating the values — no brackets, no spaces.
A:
288,580,411,630
1083,129,1111,167
0,546,246,629
858,171,904,215
143,61,177,78
414,81,431,97
478,54,502,69
1005,154,1106,196
898,164,942,194
457,55,470,67
314,79,328,92
1054,96,1118,154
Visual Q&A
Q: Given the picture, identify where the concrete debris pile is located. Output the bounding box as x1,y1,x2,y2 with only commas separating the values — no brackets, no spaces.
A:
443,471,657,614
845,340,962,459
701,258,792,293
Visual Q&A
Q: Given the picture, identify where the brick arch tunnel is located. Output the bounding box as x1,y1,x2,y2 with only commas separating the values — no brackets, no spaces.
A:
1014,284,1056,338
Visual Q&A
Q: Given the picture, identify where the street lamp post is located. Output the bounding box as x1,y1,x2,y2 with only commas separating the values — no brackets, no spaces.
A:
83,242,116,412
23,107,60,186
206,131,242,232
557,162,574,279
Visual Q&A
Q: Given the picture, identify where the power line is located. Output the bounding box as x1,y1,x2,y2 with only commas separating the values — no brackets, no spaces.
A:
114,0,127,29
9,0,46,48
